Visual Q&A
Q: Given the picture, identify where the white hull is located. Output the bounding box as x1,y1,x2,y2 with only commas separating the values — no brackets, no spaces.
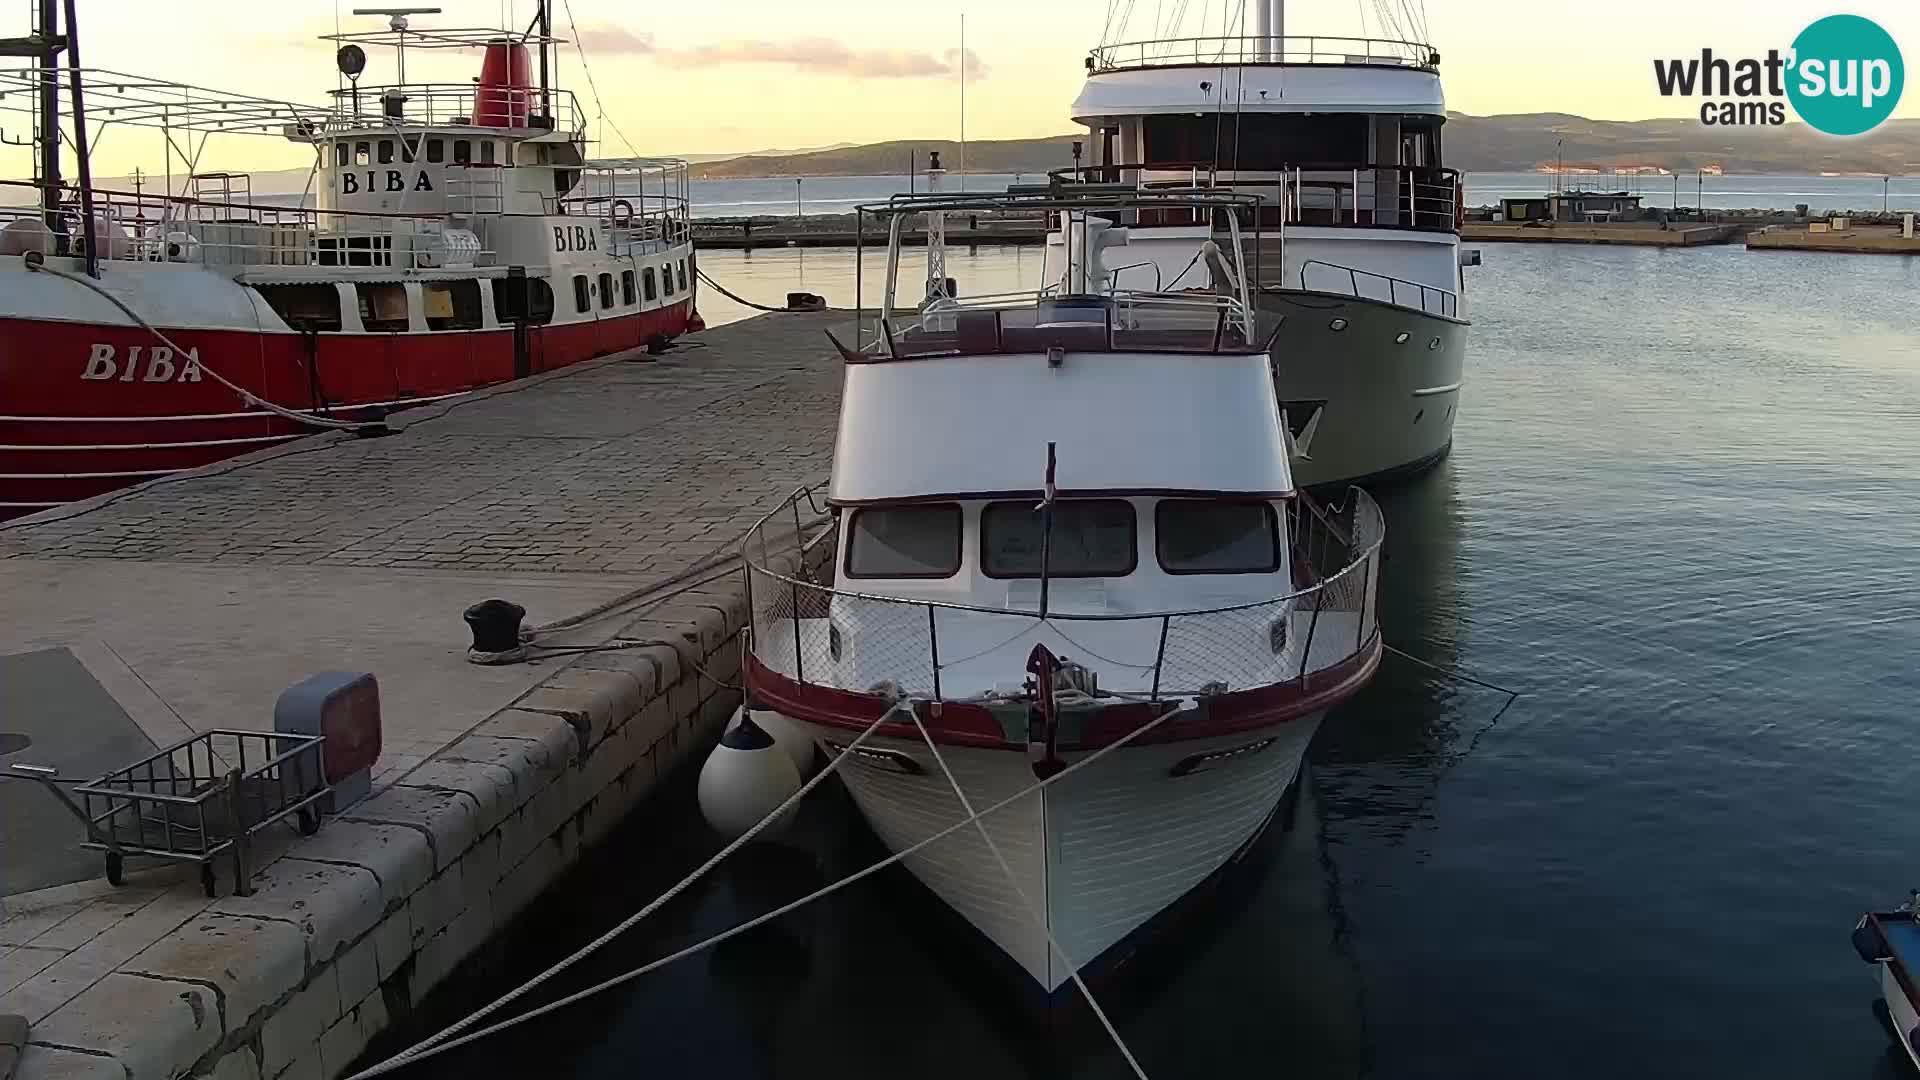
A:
1888,964,1920,1071
789,713,1323,992
1265,292,1465,488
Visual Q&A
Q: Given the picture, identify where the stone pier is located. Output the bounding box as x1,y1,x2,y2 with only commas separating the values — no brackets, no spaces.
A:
0,311,849,1079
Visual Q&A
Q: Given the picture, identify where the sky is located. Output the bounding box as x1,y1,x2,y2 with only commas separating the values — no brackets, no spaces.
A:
5,0,1920,177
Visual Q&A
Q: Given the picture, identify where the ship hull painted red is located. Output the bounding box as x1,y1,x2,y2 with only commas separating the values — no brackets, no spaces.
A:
0,299,697,517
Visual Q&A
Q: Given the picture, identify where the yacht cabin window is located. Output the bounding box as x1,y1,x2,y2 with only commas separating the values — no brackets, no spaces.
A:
480,141,496,165
403,135,420,162
677,260,688,293
573,274,591,313
982,500,1136,579
426,138,445,163
355,142,371,167
598,272,615,310
643,267,657,301
621,270,637,305
335,142,350,167
378,139,395,165
1156,500,1280,574
453,140,472,165
845,505,963,579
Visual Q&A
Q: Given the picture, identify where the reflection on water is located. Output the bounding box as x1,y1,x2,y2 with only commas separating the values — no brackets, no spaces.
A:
380,241,1920,1079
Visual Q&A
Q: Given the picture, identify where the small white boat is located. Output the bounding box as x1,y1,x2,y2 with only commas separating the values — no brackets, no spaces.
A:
1855,895,1920,1069
737,180,1385,995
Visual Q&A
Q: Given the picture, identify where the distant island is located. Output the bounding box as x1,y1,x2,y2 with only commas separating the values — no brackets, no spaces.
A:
688,113,1920,180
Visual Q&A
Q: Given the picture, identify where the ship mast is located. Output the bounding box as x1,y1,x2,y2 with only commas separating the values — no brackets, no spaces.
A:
26,0,62,234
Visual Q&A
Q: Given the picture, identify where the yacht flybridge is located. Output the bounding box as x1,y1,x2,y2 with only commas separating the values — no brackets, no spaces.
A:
1071,4,1474,487
738,183,1386,993
0,2,697,519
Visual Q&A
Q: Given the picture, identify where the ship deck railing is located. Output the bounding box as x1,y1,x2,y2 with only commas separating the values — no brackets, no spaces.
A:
739,485,1384,707
0,179,501,272
1066,163,1462,234
1089,34,1439,73
317,83,585,136
856,289,1264,361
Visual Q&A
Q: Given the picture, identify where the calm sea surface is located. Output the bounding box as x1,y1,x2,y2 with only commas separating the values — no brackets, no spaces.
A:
384,242,1920,1079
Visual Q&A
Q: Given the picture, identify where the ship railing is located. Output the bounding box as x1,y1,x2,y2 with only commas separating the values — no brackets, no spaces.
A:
1089,35,1438,73
0,180,495,271
1298,259,1457,317
561,195,693,256
317,84,585,135
859,288,1263,361
739,486,1384,706
1057,163,1459,234
562,159,694,255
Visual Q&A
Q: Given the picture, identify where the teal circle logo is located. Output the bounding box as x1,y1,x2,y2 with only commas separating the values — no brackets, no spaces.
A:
1787,14,1904,136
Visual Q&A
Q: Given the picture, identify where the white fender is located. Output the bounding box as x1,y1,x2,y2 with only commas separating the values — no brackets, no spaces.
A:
697,713,802,841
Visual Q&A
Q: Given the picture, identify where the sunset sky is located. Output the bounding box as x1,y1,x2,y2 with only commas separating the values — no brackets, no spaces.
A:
4,0,1918,177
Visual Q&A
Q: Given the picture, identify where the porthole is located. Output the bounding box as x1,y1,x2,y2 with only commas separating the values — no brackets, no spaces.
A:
1329,318,1348,332
1394,331,1410,344
1428,336,1442,350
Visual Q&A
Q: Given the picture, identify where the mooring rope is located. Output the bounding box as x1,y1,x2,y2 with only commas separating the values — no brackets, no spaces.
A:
345,694,1197,1079
903,706,1154,1080
351,698,912,1080
694,265,792,313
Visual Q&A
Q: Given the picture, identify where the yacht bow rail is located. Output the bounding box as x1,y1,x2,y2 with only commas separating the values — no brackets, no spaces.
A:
1299,259,1457,317
1089,35,1439,72
740,487,1384,710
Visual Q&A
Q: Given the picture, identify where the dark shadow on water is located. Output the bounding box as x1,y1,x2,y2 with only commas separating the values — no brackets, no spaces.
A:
364,746,1376,1079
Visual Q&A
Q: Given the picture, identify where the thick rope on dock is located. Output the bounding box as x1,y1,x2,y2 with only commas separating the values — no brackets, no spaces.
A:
695,265,804,313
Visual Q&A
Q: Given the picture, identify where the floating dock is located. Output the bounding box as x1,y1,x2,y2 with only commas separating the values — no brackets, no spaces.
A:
1460,221,1743,246
1746,225,1920,254
0,311,849,1079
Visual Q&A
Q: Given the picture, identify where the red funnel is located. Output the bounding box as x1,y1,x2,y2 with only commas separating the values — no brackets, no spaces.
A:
476,38,531,127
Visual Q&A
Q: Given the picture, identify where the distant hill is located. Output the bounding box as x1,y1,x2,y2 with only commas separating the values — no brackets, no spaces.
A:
687,115,1920,178
689,137,1082,179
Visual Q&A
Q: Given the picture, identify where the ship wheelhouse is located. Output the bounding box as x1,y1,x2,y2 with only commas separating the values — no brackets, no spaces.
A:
1071,33,1462,312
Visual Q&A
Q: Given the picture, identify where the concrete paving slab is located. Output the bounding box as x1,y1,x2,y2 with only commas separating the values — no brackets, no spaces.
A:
0,647,159,894
0,313,848,1078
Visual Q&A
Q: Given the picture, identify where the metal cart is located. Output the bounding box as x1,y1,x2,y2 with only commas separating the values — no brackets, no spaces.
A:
9,729,329,897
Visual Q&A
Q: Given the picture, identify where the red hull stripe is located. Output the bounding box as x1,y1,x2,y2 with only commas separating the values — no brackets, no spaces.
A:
0,300,696,515
742,635,1382,751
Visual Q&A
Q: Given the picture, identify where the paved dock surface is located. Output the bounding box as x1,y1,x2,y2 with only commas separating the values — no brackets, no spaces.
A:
0,310,850,1079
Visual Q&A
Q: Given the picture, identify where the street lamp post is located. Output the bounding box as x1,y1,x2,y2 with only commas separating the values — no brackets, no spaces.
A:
795,178,803,223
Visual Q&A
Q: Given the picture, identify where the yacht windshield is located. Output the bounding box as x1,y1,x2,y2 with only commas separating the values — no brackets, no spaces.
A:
981,500,1136,578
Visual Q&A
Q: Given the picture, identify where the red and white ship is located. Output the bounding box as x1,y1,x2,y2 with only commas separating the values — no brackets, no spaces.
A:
0,3,699,519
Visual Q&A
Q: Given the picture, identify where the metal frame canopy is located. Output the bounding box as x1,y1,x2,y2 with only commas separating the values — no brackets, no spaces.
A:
852,181,1268,347
0,66,324,134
